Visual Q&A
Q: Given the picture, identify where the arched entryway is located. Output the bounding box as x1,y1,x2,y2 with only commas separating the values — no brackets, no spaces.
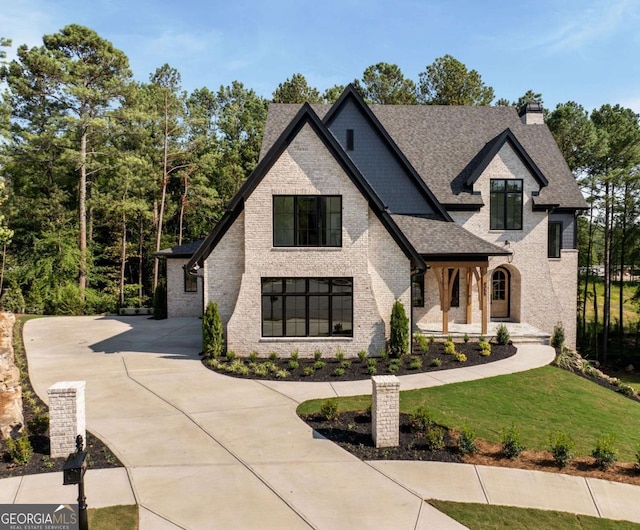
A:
491,266,510,319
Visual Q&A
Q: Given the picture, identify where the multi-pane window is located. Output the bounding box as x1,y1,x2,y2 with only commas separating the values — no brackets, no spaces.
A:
548,221,562,258
261,278,353,337
184,270,198,293
490,179,523,230
492,270,507,301
273,196,342,247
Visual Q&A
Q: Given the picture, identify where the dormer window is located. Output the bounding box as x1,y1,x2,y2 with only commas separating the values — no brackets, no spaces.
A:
273,195,342,247
490,179,522,230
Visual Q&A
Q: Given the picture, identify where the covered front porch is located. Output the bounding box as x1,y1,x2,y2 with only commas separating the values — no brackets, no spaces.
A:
415,321,551,345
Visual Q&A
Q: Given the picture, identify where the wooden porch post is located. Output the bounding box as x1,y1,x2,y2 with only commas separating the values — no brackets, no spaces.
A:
481,265,488,335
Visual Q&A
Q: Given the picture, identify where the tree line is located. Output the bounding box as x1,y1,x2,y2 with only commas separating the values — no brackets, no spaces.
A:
1,24,639,362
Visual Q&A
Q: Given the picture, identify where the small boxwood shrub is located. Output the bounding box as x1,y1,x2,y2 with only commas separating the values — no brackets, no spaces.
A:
409,356,423,370
320,398,339,421
592,434,617,470
500,424,525,459
443,340,456,355
410,406,433,433
549,431,574,468
333,367,345,376
7,432,33,465
425,426,446,451
458,424,478,455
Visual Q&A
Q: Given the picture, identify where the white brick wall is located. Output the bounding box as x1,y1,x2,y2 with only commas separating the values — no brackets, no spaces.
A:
434,142,580,345
372,375,400,448
47,381,86,458
167,258,202,318
206,123,411,358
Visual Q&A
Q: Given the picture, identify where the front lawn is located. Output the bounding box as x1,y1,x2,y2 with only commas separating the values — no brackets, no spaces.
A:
297,365,640,461
428,500,640,529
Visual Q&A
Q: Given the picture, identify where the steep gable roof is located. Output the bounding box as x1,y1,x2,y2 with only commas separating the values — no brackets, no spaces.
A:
465,128,549,188
186,103,426,272
262,103,587,211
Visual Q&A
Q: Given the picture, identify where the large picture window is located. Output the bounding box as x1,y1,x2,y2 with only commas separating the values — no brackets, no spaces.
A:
490,179,523,230
548,221,562,258
261,278,353,337
273,196,342,247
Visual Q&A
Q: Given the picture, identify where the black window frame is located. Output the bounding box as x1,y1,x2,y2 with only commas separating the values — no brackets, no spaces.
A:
184,269,198,293
346,129,354,151
412,273,425,308
273,195,342,247
548,221,562,258
490,179,523,230
261,277,353,338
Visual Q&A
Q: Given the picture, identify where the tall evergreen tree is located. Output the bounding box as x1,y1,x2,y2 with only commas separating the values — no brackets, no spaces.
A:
418,55,494,105
354,62,417,104
272,73,321,104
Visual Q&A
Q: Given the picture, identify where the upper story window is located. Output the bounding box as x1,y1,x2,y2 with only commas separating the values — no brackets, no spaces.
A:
490,179,523,230
346,129,354,151
273,195,342,247
548,221,562,258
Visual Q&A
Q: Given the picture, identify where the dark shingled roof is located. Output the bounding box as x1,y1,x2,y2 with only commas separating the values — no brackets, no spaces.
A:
156,240,204,258
391,215,511,258
261,104,587,210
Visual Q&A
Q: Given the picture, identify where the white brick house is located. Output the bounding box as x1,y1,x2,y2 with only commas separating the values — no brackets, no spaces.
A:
160,86,586,355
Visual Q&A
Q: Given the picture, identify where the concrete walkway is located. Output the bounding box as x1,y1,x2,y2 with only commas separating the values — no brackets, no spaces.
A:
1,316,638,528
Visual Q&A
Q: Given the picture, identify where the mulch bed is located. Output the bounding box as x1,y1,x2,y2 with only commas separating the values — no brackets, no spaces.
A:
203,341,517,382
304,410,462,463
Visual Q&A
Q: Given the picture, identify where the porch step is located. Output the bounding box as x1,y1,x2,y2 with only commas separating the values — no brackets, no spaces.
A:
416,323,551,346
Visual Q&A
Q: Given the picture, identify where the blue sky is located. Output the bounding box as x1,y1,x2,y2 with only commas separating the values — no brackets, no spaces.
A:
2,0,639,113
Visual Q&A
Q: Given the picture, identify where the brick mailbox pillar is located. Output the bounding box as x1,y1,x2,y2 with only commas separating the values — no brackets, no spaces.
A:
48,381,86,458
372,375,400,448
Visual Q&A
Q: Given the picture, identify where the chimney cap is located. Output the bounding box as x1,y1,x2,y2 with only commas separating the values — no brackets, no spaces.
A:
518,102,543,117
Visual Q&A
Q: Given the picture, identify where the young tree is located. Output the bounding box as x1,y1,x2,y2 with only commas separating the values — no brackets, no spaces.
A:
354,62,417,104
418,55,494,106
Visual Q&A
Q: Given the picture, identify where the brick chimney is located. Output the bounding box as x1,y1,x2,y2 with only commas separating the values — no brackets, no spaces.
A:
518,102,544,124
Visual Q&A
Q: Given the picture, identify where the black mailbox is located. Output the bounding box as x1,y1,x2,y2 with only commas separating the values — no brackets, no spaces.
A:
63,449,87,485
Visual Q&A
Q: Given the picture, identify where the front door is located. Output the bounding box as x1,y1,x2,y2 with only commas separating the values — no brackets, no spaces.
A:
491,267,509,318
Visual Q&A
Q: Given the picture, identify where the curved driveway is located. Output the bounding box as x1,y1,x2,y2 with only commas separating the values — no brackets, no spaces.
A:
25,316,470,529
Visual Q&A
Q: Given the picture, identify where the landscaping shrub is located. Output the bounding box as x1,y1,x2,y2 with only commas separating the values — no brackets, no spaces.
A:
425,426,446,451
27,411,49,437
202,301,224,359
390,299,409,356
388,363,399,374
410,406,433,433
7,432,33,465
453,351,467,363
153,282,167,320
496,323,510,345
274,369,289,379
314,349,323,361
253,364,268,377
1,285,26,314
409,356,423,370
336,349,345,363
290,349,299,361
249,351,258,362
225,350,237,361
551,322,565,350
443,340,456,355
268,351,278,361
479,341,491,357
314,360,326,370
414,332,429,353
302,366,315,377
357,349,367,362
430,358,442,367
463,333,470,343
320,398,339,421
333,367,345,376
592,434,617,470
288,359,299,370
549,431,575,468
458,424,478,455
500,424,525,459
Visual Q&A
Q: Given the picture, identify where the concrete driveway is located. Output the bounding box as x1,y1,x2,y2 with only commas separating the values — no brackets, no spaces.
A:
23,316,463,529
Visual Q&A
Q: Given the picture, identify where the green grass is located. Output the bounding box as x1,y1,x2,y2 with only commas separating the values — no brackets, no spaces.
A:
88,505,138,529
428,500,640,529
297,366,640,460
581,278,639,325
